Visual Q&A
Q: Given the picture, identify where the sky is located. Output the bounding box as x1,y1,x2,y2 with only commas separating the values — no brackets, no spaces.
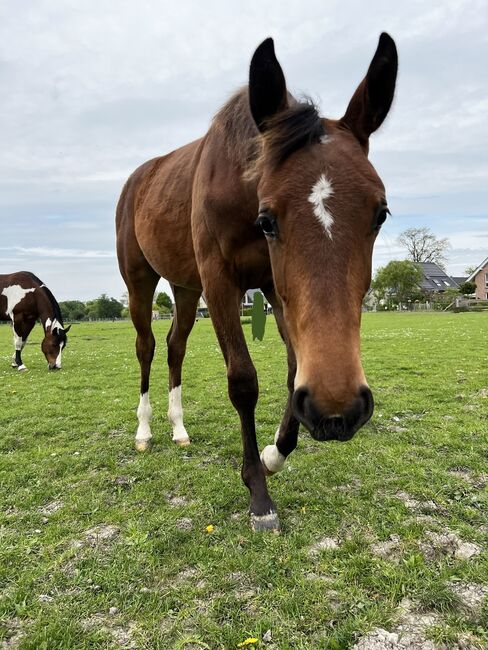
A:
1,0,487,301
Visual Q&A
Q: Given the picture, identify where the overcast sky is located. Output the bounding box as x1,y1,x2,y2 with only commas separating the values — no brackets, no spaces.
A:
1,0,487,301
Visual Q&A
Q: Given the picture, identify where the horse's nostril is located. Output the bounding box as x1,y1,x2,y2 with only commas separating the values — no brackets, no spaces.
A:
292,387,320,433
292,387,308,420
358,386,374,422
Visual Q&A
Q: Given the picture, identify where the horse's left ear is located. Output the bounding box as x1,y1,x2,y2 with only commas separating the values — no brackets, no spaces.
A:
249,38,288,133
341,33,397,149
64,324,72,334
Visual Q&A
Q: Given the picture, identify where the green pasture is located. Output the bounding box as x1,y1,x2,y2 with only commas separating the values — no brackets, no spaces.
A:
0,313,487,649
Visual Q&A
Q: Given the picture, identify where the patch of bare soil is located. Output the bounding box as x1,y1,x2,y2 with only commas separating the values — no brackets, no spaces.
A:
370,535,403,564
81,613,138,648
396,492,447,515
38,500,63,516
419,530,481,561
308,537,340,557
165,494,189,507
353,599,480,649
1,619,26,649
448,581,488,619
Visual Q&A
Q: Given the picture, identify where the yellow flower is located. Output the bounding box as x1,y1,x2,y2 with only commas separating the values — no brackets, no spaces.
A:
205,524,215,534
237,638,258,647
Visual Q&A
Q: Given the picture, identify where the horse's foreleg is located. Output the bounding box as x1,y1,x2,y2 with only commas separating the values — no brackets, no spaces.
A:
205,280,279,532
260,288,299,476
11,317,29,371
128,278,158,452
166,286,200,446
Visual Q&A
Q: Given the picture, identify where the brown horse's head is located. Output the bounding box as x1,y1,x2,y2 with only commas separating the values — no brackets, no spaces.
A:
41,322,70,370
249,34,397,441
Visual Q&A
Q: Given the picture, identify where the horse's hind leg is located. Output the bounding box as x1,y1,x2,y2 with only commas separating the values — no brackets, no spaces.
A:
127,270,159,451
166,285,200,446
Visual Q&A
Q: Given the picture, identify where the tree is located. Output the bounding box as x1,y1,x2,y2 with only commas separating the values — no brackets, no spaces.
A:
59,300,87,321
155,291,172,311
372,260,424,306
398,227,450,269
464,266,476,276
85,294,124,319
458,281,476,296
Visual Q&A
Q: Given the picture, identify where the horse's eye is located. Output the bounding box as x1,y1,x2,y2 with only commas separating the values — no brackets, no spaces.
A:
374,206,390,232
256,213,278,238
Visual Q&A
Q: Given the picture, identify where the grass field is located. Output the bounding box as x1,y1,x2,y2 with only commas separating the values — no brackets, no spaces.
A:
0,312,487,649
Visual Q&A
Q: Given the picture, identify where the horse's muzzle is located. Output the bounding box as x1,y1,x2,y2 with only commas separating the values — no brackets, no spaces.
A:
292,386,374,441
48,364,61,371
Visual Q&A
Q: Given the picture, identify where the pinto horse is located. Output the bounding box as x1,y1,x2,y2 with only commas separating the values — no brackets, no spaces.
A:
0,272,70,371
116,34,397,531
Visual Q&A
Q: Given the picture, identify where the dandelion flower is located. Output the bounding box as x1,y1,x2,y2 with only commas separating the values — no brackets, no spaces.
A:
237,638,258,647
205,524,215,534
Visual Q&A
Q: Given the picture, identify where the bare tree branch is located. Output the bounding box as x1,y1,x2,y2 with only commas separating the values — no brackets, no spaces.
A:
397,227,450,269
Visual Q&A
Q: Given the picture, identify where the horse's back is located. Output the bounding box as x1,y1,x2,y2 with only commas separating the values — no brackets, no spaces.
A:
116,138,205,291
0,271,42,322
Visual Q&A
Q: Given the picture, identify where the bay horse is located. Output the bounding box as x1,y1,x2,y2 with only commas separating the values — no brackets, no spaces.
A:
116,34,397,531
0,272,70,371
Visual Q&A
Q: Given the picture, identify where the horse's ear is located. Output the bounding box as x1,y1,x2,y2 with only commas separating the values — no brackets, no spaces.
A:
64,324,72,334
249,38,288,133
341,33,397,149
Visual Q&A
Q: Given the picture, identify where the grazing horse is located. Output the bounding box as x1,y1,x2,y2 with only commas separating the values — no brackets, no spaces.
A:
0,272,70,371
116,34,397,531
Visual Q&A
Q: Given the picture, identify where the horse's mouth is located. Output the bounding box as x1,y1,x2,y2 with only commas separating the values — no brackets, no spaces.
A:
310,418,357,442
292,386,374,442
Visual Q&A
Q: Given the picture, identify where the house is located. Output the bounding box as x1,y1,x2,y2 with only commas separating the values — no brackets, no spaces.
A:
466,256,488,300
242,289,272,313
419,262,460,293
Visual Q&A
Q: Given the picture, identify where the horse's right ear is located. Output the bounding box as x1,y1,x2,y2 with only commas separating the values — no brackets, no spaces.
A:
64,324,72,334
249,38,288,132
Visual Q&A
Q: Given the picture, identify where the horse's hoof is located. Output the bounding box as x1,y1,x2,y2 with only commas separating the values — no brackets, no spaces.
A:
135,439,151,452
174,436,191,447
250,512,281,533
17,365,27,372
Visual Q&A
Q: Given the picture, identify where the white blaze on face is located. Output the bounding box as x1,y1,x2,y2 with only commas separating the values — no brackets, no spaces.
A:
136,392,152,443
168,385,190,444
308,174,334,240
1,285,35,319
55,341,64,369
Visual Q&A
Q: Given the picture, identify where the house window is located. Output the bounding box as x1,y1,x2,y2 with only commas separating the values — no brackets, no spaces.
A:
485,273,488,288
443,280,450,286
433,279,442,287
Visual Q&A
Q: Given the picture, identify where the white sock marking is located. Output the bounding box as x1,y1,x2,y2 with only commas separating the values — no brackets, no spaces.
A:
168,385,190,443
261,444,286,474
13,328,24,351
136,392,152,442
308,174,334,239
2,285,35,319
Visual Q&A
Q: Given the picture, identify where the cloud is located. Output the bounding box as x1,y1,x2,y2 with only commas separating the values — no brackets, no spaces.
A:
1,246,116,259
0,0,487,299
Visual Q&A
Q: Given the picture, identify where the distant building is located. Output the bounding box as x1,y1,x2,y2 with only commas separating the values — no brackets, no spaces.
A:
419,262,459,293
466,256,488,300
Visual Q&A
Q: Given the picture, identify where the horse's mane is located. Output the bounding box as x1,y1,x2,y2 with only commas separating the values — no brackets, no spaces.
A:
212,87,324,175
26,272,65,326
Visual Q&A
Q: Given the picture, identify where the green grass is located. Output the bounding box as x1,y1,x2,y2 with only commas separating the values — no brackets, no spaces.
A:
0,313,487,649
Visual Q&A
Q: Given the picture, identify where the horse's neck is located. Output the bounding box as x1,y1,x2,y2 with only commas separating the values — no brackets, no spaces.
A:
35,289,57,330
